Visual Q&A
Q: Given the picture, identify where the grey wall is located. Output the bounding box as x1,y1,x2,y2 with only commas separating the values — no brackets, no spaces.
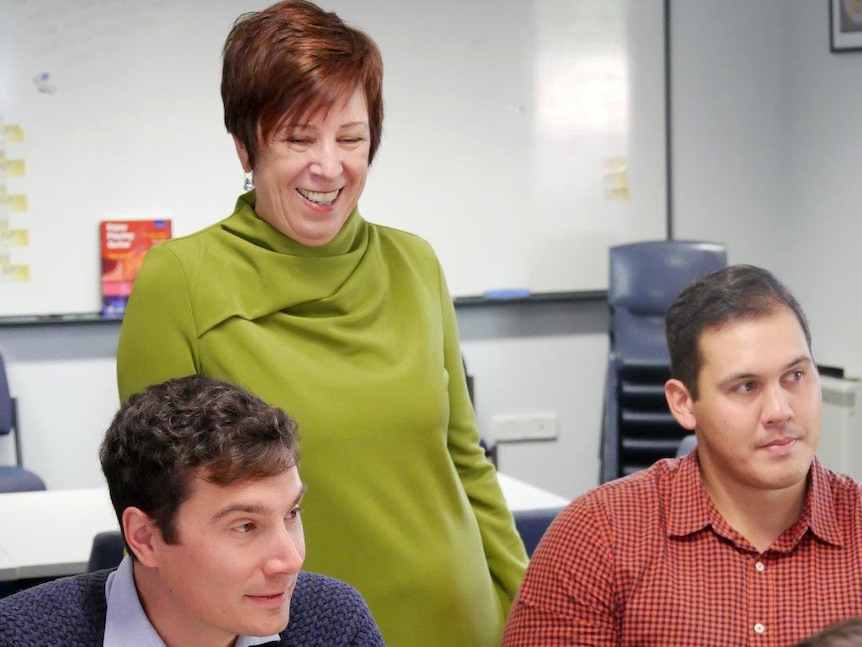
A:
672,0,862,376
0,323,119,489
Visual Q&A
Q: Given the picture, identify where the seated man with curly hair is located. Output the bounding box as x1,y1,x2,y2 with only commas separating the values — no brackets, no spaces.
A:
0,375,384,646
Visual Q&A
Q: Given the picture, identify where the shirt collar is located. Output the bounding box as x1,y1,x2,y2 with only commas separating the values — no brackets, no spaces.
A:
104,555,279,647
666,453,844,549
667,452,711,537
804,457,845,547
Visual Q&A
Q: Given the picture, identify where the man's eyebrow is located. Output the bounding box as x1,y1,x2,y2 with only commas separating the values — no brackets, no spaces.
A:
210,484,307,522
785,355,814,370
211,503,271,522
719,355,813,386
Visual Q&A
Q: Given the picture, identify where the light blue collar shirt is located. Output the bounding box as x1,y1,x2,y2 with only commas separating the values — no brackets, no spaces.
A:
103,555,280,646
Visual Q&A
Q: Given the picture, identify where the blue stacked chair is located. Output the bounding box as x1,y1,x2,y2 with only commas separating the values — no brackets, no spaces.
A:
600,240,726,483
0,352,47,493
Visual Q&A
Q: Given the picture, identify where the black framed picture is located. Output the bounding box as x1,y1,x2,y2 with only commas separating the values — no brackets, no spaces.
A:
830,0,862,52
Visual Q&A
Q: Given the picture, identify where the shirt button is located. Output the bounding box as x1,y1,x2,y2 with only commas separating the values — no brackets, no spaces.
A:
755,561,765,572
754,623,766,634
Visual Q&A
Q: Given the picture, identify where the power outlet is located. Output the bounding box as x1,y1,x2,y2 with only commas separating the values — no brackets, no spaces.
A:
491,413,558,442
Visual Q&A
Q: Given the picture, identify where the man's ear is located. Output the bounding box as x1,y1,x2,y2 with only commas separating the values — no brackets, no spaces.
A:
665,378,697,431
122,507,161,567
232,135,252,173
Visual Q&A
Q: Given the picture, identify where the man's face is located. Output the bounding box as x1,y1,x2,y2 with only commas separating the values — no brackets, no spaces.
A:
668,307,821,499
142,468,306,645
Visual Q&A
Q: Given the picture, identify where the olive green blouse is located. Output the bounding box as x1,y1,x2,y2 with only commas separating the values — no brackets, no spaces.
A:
116,193,528,646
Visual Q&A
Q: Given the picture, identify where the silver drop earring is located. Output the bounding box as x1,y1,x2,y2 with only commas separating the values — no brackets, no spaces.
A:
243,171,254,191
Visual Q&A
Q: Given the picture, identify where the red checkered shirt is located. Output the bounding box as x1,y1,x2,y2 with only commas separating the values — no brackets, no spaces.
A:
502,454,862,646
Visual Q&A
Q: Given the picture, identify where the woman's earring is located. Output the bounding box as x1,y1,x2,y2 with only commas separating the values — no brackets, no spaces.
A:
243,171,254,192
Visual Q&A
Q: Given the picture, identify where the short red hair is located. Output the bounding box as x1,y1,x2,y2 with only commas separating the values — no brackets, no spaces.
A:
221,0,384,168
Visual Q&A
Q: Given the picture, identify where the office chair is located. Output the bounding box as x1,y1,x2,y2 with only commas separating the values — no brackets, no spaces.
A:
87,530,125,572
0,352,47,493
600,240,726,483
513,507,563,557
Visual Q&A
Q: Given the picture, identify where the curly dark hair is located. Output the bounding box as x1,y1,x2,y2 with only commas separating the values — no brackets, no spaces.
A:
100,375,299,548
792,618,862,647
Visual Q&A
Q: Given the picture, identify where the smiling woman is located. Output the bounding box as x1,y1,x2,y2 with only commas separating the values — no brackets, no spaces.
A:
232,87,371,247
115,2,528,646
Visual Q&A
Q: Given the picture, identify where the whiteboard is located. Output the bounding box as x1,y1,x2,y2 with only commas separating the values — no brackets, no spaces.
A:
0,0,667,317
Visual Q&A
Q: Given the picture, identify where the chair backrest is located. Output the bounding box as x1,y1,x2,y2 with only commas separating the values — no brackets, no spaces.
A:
608,240,728,363
600,240,726,482
609,240,728,314
0,353,13,439
87,530,125,572
0,353,47,491
513,507,563,557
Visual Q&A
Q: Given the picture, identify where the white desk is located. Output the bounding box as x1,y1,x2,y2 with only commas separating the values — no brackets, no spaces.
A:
498,473,570,511
0,545,16,581
0,476,566,583
0,488,119,581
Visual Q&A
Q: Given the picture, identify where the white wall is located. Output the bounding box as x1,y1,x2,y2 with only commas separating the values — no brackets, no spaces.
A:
0,324,119,490
459,301,608,500
781,0,862,377
671,0,862,379
670,0,786,272
3,0,862,499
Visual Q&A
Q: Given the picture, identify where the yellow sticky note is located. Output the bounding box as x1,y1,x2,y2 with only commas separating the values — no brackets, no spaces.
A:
602,155,631,204
1,229,29,246
6,194,27,212
5,125,24,143
5,160,25,176
1,264,30,282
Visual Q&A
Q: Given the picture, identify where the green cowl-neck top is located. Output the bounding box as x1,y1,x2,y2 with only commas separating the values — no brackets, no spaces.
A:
116,192,528,647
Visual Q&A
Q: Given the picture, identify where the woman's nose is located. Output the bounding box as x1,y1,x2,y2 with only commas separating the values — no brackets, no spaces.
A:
309,143,343,178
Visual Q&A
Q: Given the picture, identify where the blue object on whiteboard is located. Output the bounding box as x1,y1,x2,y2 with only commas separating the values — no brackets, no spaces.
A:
483,288,532,300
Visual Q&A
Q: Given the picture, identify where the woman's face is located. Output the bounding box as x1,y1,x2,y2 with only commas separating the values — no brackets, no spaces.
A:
235,87,370,246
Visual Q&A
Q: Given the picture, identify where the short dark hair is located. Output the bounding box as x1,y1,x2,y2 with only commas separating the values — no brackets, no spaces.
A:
222,0,384,169
792,618,862,647
100,375,299,549
665,264,812,399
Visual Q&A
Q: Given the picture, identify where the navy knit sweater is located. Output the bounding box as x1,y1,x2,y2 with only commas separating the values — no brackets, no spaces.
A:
0,569,384,646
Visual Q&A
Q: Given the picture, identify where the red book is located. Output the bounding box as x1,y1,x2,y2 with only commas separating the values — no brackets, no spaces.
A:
100,219,172,317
